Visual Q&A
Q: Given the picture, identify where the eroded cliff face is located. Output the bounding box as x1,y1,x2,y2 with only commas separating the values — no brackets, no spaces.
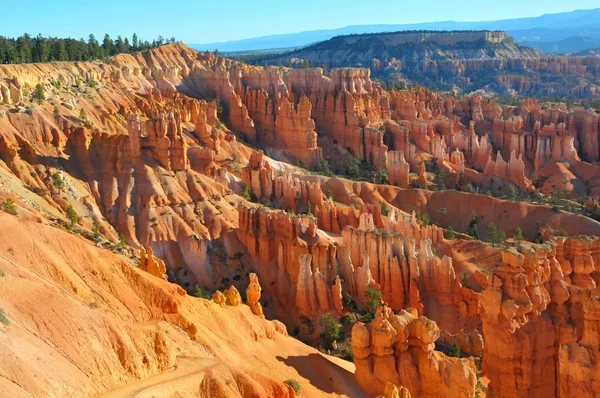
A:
479,237,600,398
352,305,477,397
235,180,479,338
0,214,316,398
2,43,600,398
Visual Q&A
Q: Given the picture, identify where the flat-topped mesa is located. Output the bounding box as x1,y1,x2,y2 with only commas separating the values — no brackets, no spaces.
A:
352,305,477,397
343,31,509,47
479,236,600,397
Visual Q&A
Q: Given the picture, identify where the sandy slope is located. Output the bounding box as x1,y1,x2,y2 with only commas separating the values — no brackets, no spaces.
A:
0,213,364,397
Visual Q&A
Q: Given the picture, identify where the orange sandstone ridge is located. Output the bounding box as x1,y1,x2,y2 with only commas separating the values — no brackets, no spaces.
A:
0,43,599,397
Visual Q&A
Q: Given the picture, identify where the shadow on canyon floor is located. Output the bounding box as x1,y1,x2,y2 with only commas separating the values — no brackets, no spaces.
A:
277,353,367,397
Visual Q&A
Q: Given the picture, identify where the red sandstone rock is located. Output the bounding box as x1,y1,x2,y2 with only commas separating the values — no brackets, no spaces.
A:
247,273,265,318
352,305,477,397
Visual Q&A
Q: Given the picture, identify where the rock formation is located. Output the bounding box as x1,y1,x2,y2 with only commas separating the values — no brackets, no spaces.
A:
377,383,412,398
352,305,477,397
479,237,600,397
247,273,265,318
2,42,600,398
139,247,167,280
224,285,243,306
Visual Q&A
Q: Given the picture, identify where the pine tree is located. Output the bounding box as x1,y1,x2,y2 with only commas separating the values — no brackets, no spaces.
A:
319,313,341,346
88,34,99,59
16,34,32,63
513,227,524,241
102,34,113,56
508,184,519,201
33,84,45,104
487,223,498,244
66,205,78,226
52,172,65,193
115,35,125,54
487,223,506,245
33,34,49,62
52,40,68,61
132,33,139,51
468,211,480,239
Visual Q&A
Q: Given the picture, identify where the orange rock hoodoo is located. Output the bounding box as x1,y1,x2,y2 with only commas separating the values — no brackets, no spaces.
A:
139,246,167,280
352,305,477,397
479,237,600,398
2,43,600,398
236,199,479,338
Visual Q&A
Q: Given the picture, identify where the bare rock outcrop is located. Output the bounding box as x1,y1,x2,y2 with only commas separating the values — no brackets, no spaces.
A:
352,305,477,397
224,285,242,306
247,273,265,318
480,237,600,397
139,247,167,280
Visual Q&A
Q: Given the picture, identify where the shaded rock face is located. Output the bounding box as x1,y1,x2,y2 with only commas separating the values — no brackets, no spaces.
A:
352,305,477,397
479,237,600,398
236,198,479,339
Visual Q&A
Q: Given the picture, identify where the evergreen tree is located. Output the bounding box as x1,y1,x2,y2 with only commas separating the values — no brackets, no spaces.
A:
508,184,519,201
487,222,506,245
33,34,50,62
66,205,78,226
52,172,65,193
16,34,32,63
102,34,113,56
115,35,125,54
33,84,45,104
52,40,68,61
131,33,139,51
0,33,167,64
468,211,480,239
513,227,524,241
319,313,340,346
88,34,99,59
486,222,498,244
365,286,383,313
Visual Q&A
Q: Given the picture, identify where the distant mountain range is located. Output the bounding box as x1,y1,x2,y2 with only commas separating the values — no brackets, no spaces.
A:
189,8,600,54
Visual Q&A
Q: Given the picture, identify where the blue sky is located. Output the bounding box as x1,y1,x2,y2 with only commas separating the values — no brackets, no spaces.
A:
1,0,599,43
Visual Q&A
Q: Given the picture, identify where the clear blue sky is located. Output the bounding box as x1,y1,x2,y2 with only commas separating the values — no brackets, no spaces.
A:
1,0,599,44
